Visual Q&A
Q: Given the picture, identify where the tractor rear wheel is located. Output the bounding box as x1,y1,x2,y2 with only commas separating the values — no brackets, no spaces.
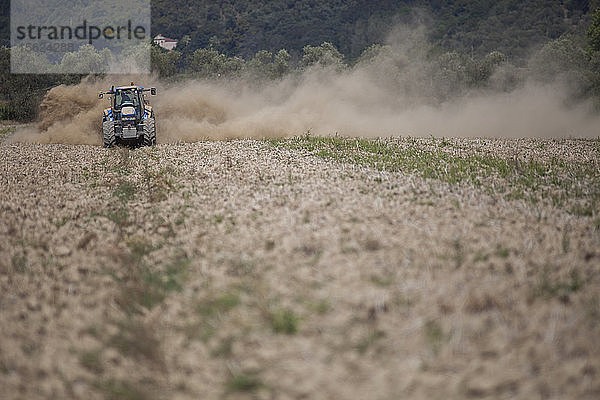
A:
103,121,116,148
143,118,156,147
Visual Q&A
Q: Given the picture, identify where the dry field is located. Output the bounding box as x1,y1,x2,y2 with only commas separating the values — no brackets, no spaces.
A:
1,131,599,399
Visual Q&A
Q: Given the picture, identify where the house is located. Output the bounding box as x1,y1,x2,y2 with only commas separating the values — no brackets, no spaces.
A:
153,34,178,51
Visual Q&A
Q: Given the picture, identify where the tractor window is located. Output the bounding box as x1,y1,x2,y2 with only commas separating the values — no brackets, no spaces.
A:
114,90,140,110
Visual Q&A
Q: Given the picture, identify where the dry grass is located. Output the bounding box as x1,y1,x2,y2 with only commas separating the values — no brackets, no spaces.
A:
0,136,599,400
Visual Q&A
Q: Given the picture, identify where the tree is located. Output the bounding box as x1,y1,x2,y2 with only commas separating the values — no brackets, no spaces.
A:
301,42,345,69
588,8,600,52
586,8,600,106
221,55,245,78
470,51,508,85
118,43,152,74
60,45,113,74
356,44,393,66
272,49,291,79
9,46,55,74
436,51,467,81
247,50,273,79
245,49,291,80
151,45,181,78
187,47,245,79
529,35,587,82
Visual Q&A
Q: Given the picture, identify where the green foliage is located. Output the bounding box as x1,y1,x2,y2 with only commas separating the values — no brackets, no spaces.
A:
195,292,241,318
151,44,181,78
108,319,164,363
246,49,290,80
430,0,585,60
115,248,190,314
272,49,291,78
270,308,299,334
186,47,244,78
105,207,129,227
150,0,593,62
4,2,600,121
424,319,446,354
356,329,385,354
530,35,588,81
9,46,54,73
11,254,27,274
80,350,104,374
588,8,600,52
113,181,136,203
301,42,344,69
480,51,508,79
225,373,263,393
94,379,151,400
60,45,112,74
0,1,8,48
588,50,600,102
529,34,600,103
9,43,146,75
0,127,13,138
533,269,583,300
433,50,509,95
586,9,600,105
356,44,393,66
246,49,272,79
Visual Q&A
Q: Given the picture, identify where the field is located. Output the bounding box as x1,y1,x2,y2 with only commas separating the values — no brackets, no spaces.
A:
1,132,599,399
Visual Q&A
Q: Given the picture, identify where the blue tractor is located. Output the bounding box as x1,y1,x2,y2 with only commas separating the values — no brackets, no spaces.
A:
98,84,157,148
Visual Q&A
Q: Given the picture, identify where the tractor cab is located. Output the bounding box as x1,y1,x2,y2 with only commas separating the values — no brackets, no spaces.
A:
114,88,141,110
113,86,144,123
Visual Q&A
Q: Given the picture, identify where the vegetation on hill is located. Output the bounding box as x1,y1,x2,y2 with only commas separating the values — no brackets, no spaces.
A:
151,0,600,61
2,1,600,121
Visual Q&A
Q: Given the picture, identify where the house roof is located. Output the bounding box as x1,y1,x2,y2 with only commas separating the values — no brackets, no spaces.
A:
153,34,177,42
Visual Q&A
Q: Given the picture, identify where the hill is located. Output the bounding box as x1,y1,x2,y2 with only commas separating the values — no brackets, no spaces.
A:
151,0,599,60
1,0,598,60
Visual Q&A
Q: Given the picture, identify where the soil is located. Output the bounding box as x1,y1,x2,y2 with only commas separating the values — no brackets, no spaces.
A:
1,137,599,400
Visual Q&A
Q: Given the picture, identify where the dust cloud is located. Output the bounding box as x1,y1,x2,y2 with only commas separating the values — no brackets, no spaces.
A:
153,70,600,140
10,29,600,144
9,80,107,145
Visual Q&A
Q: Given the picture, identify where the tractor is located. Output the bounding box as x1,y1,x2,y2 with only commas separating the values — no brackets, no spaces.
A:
98,84,157,147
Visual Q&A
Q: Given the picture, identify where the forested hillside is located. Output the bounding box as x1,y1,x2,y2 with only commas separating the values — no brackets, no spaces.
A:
1,0,598,59
151,0,599,60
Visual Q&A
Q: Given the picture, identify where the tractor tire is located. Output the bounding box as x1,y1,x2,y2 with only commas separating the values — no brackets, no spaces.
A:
143,117,156,147
103,120,116,148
